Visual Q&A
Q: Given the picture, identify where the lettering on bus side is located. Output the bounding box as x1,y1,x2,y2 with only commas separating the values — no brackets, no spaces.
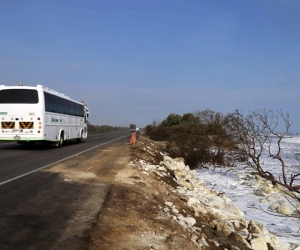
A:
52,118,63,123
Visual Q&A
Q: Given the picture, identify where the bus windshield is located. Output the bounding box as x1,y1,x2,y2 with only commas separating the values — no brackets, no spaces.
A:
0,89,39,104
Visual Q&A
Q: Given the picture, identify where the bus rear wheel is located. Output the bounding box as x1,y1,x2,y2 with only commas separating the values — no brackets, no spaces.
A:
58,132,64,147
76,131,83,143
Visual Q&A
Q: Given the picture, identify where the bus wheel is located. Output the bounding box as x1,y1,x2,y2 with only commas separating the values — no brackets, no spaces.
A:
76,131,83,143
58,132,64,147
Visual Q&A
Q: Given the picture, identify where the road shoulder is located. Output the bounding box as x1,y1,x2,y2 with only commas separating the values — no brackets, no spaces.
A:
86,136,249,250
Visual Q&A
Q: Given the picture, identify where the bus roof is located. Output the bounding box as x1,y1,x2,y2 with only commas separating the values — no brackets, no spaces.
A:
0,84,86,106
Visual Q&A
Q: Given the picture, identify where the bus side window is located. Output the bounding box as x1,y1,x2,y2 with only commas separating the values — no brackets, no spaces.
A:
66,100,72,115
70,102,75,116
45,101,50,112
44,92,53,112
58,98,66,114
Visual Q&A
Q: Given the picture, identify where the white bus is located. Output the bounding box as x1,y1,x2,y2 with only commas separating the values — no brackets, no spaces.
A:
0,83,89,146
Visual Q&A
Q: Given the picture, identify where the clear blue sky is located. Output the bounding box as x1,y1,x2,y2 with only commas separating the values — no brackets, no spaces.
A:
1,0,300,132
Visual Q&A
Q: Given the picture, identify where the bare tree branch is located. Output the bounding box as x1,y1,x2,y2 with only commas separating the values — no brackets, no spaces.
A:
227,109,299,195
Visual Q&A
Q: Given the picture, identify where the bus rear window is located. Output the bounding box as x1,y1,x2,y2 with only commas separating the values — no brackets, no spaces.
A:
0,89,39,104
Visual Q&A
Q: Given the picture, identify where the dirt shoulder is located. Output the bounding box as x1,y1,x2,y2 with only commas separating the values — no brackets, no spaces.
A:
85,135,248,250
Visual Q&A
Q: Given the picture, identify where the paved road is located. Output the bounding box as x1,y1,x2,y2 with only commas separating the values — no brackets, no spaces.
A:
0,132,131,250
0,131,130,185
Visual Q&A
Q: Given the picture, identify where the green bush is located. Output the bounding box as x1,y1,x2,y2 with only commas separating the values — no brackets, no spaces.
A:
146,110,237,169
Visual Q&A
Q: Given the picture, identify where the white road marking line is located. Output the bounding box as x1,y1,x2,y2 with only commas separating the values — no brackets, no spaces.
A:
0,135,129,186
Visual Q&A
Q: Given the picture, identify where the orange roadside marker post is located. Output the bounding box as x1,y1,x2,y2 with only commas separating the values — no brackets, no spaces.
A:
130,133,136,144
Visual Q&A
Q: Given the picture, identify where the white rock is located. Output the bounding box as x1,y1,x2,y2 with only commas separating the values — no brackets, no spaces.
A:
183,216,196,228
207,196,226,209
192,205,209,217
165,201,173,207
214,220,234,236
177,219,186,229
172,208,179,214
206,209,226,220
157,166,166,171
163,207,169,213
251,237,268,250
148,152,292,250
197,236,209,247
187,197,201,207
266,233,291,250
177,178,194,190
225,204,245,217
277,204,294,215
263,185,273,194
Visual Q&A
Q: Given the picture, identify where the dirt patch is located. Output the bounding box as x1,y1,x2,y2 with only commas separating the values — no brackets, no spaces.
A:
46,143,129,185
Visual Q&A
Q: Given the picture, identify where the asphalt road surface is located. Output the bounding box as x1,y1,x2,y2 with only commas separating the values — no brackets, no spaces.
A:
0,131,129,185
0,131,130,250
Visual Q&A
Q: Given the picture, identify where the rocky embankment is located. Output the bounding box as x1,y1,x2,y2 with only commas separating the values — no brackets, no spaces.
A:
88,136,300,250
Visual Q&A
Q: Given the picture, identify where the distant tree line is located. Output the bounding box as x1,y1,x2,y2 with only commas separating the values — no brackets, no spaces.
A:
145,109,300,196
87,122,128,134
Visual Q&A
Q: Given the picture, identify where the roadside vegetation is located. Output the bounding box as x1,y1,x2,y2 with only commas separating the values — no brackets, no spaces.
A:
87,122,128,134
145,109,300,198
